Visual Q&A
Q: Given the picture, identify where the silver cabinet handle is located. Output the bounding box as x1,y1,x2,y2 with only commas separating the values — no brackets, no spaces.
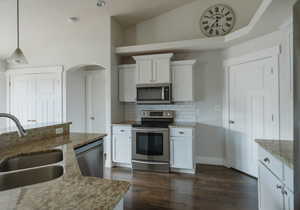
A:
90,117,95,120
229,120,235,124
263,158,270,164
276,184,282,189
179,131,184,135
27,120,37,122
120,130,125,132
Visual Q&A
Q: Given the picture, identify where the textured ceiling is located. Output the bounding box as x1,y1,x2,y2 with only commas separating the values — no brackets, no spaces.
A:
107,0,198,27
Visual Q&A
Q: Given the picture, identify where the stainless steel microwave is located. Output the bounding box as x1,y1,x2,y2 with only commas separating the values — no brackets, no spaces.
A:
136,83,172,104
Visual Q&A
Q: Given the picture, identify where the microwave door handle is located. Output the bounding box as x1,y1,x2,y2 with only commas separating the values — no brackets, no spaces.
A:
162,87,165,100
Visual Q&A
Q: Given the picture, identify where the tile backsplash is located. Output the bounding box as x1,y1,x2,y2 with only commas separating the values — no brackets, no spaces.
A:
124,102,197,122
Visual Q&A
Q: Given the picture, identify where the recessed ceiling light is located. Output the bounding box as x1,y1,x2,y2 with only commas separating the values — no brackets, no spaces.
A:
68,17,80,23
97,0,106,7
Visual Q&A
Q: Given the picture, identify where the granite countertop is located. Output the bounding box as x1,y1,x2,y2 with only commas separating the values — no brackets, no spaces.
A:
112,121,138,126
0,133,130,210
255,139,293,169
169,122,197,128
0,122,72,135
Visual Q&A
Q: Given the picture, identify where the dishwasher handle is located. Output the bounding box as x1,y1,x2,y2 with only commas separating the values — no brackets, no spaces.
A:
75,140,103,155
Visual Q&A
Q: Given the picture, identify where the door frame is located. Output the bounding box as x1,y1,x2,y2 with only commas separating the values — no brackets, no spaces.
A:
5,65,66,123
222,46,281,168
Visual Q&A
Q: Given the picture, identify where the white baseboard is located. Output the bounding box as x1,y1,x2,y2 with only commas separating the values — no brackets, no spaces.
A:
196,156,225,166
171,167,196,174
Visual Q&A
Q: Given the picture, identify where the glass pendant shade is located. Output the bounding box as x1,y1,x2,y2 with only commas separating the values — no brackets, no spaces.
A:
8,48,28,65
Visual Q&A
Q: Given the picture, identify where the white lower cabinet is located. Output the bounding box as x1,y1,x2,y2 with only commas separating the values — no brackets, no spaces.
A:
258,163,284,210
170,137,193,169
112,126,132,165
170,127,195,173
285,189,294,210
258,145,294,210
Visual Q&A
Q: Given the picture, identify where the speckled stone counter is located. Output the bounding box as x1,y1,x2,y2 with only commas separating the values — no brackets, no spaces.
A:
169,122,197,128
0,133,130,210
112,121,138,126
255,139,293,169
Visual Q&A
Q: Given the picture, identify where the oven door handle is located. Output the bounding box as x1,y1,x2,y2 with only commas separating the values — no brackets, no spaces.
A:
133,128,169,132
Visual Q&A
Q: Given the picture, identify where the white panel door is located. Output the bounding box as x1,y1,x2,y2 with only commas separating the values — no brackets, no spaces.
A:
86,71,106,133
10,74,36,126
228,58,278,177
36,73,62,123
113,134,131,164
258,163,284,210
9,69,63,126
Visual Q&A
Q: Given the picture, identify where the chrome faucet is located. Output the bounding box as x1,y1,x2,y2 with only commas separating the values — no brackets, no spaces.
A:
0,113,27,137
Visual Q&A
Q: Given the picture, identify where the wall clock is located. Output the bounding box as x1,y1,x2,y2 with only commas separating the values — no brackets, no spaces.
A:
200,4,236,37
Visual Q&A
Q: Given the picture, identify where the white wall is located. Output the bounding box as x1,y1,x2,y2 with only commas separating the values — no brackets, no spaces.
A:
0,0,112,133
124,51,226,164
222,30,283,59
0,0,111,70
124,0,262,45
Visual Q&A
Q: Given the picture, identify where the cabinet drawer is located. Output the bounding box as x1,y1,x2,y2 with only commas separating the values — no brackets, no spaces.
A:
258,146,283,180
170,128,193,137
112,126,132,136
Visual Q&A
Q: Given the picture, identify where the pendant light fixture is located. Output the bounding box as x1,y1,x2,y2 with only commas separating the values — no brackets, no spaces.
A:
8,0,28,65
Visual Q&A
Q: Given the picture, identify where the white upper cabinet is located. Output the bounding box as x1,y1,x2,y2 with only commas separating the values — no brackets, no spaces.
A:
133,53,173,84
119,64,136,102
172,60,196,102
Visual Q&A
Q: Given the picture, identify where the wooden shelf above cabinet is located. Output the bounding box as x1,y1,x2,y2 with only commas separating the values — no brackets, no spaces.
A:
115,0,273,56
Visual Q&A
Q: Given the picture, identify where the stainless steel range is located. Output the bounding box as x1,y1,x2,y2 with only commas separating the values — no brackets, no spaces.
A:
132,110,174,173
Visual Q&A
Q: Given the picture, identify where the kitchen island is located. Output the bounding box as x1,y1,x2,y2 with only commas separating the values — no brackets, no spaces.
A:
0,123,130,210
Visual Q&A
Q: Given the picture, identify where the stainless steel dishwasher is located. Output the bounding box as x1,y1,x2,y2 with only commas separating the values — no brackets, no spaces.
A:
75,139,104,178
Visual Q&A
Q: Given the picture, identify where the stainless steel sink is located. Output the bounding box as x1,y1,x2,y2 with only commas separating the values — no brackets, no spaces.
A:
0,150,63,172
0,165,63,191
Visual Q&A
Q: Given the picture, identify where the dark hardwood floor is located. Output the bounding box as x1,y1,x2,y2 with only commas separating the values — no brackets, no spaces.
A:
104,165,258,210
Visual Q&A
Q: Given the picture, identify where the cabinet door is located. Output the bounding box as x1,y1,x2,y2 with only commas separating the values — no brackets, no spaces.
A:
258,163,284,210
153,58,170,83
284,189,294,210
113,134,131,164
119,66,136,102
136,60,153,84
171,137,193,169
172,65,194,102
